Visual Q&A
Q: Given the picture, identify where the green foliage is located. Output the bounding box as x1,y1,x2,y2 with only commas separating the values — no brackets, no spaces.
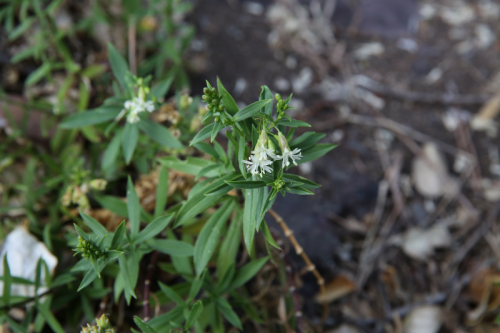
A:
0,1,335,331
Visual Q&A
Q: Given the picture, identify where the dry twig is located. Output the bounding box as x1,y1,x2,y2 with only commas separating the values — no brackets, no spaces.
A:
268,209,325,295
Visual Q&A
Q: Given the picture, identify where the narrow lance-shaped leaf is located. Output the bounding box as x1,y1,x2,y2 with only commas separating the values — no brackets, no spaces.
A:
59,107,122,129
134,214,173,244
190,123,215,146
217,77,239,115
122,122,139,164
134,316,159,333
80,212,107,237
155,165,169,218
232,99,272,122
3,255,11,306
107,43,129,90
138,119,182,149
227,257,269,291
194,200,235,276
127,177,141,238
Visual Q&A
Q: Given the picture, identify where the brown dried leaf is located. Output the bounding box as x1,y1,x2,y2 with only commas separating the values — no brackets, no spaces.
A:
315,275,356,303
467,269,500,325
471,94,500,137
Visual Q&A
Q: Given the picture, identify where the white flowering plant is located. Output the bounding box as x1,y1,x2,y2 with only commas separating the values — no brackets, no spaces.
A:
188,78,336,252
0,10,334,331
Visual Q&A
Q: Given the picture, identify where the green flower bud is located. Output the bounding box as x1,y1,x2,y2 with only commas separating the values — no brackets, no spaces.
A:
211,99,218,106
275,93,282,101
203,88,209,94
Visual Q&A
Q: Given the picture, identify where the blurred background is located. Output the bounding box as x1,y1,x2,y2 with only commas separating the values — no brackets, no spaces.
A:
2,0,500,332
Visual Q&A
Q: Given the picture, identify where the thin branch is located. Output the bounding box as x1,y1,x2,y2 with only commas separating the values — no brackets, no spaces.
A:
267,209,326,294
128,17,137,76
143,250,159,322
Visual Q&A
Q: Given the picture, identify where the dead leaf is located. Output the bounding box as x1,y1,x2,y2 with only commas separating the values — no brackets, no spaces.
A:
315,275,356,303
403,305,442,333
471,94,500,137
411,143,450,198
467,269,500,325
401,224,452,260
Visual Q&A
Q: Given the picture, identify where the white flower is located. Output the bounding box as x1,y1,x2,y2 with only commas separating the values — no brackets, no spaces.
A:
252,145,278,161
275,130,302,168
278,147,302,167
243,154,273,176
120,96,156,124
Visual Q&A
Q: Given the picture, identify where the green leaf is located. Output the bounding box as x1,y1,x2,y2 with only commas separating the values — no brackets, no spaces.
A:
276,119,311,127
158,282,186,306
261,222,280,249
134,214,173,244
233,99,272,122
290,132,325,151
298,143,337,164
74,224,90,241
193,142,217,158
216,77,239,115
175,173,238,227
80,212,107,237
78,268,98,291
194,200,235,276
190,123,215,146
225,180,267,189
36,302,65,333
210,122,224,142
217,210,242,278
127,177,141,238
3,255,11,306
283,173,320,189
102,130,122,172
227,257,269,291
185,301,203,329
286,186,314,195
138,119,183,149
150,240,194,257
25,63,51,87
188,270,206,302
216,298,242,330
155,165,169,218
195,164,222,181
118,255,138,299
242,176,261,252
204,183,233,197
122,122,139,164
148,306,184,330
134,317,158,333
158,156,217,177
260,85,274,116
108,43,129,90
8,17,35,40
151,77,173,100
238,135,248,178
60,106,122,129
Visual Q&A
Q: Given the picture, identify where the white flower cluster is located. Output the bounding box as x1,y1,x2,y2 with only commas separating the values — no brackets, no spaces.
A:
116,96,155,124
244,130,302,177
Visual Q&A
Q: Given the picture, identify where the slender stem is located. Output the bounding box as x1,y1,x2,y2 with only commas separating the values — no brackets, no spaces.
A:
143,250,159,322
267,209,325,293
128,17,137,75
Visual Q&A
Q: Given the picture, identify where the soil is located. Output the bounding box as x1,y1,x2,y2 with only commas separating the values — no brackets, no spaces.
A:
187,0,500,331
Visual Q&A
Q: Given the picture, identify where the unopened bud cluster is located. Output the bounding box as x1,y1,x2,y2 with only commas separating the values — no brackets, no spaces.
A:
75,236,106,261
81,314,114,333
202,86,225,123
275,94,289,120
62,179,107,210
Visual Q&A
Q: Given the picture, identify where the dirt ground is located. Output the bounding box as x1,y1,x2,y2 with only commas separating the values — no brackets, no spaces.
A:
187,0,500,332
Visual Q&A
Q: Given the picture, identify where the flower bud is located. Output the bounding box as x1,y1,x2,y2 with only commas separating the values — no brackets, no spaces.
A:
275,93,282,101
90,179,107,191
